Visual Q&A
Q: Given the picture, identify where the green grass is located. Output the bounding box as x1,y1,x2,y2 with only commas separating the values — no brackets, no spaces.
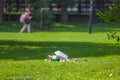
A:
0,22,120,80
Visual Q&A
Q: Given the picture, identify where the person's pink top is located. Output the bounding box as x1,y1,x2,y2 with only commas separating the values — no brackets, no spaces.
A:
24,13,29,19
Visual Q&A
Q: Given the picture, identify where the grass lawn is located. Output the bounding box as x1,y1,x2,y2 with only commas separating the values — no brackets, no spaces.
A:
0,22,120,80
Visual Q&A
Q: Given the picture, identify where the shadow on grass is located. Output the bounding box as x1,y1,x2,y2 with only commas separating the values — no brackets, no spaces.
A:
0,22,120,33
0,40,120,60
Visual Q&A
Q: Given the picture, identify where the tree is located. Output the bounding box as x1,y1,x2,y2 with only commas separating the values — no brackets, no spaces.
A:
97,1,120,25
52,0,76,23
97,1,120,42
32,0,54,30
0,0,4,23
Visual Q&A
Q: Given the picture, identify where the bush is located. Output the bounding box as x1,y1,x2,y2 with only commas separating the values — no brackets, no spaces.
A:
97,1,120,42
31,9,55,30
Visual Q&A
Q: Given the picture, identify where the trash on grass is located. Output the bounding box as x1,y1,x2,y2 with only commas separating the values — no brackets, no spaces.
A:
45,50,68,62
44,50,77,62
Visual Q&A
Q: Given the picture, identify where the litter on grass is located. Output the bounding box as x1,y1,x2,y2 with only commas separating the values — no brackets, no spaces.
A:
44,50,77,62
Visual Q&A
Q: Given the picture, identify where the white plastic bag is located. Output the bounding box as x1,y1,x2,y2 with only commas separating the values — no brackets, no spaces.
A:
55,50,68,60
19,14,25,23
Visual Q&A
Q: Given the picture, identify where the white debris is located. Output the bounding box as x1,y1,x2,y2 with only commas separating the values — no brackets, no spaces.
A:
55,50,68,61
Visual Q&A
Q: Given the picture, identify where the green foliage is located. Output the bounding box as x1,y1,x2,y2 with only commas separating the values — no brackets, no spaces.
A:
97,1,120,42
32,10,54,30
106,32,120,42
97,1,120,25
31,0,54,30
32,0,51,8
41,10,55,29
5,12,21,15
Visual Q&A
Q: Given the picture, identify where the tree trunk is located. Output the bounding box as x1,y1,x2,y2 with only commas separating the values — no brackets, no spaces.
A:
88,0,93,34
0,0,4,23
60,6,68,23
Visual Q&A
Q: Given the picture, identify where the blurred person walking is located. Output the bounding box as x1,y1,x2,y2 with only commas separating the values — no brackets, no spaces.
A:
19,8,32,33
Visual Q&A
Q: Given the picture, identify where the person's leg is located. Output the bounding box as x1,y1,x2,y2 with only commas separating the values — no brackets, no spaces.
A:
19,24,27,33
27,24,31,33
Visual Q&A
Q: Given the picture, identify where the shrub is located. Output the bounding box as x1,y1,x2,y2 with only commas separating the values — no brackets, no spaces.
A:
31,9,54,30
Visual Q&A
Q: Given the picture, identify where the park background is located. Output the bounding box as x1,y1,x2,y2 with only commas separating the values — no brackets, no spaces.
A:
0,0,120,80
